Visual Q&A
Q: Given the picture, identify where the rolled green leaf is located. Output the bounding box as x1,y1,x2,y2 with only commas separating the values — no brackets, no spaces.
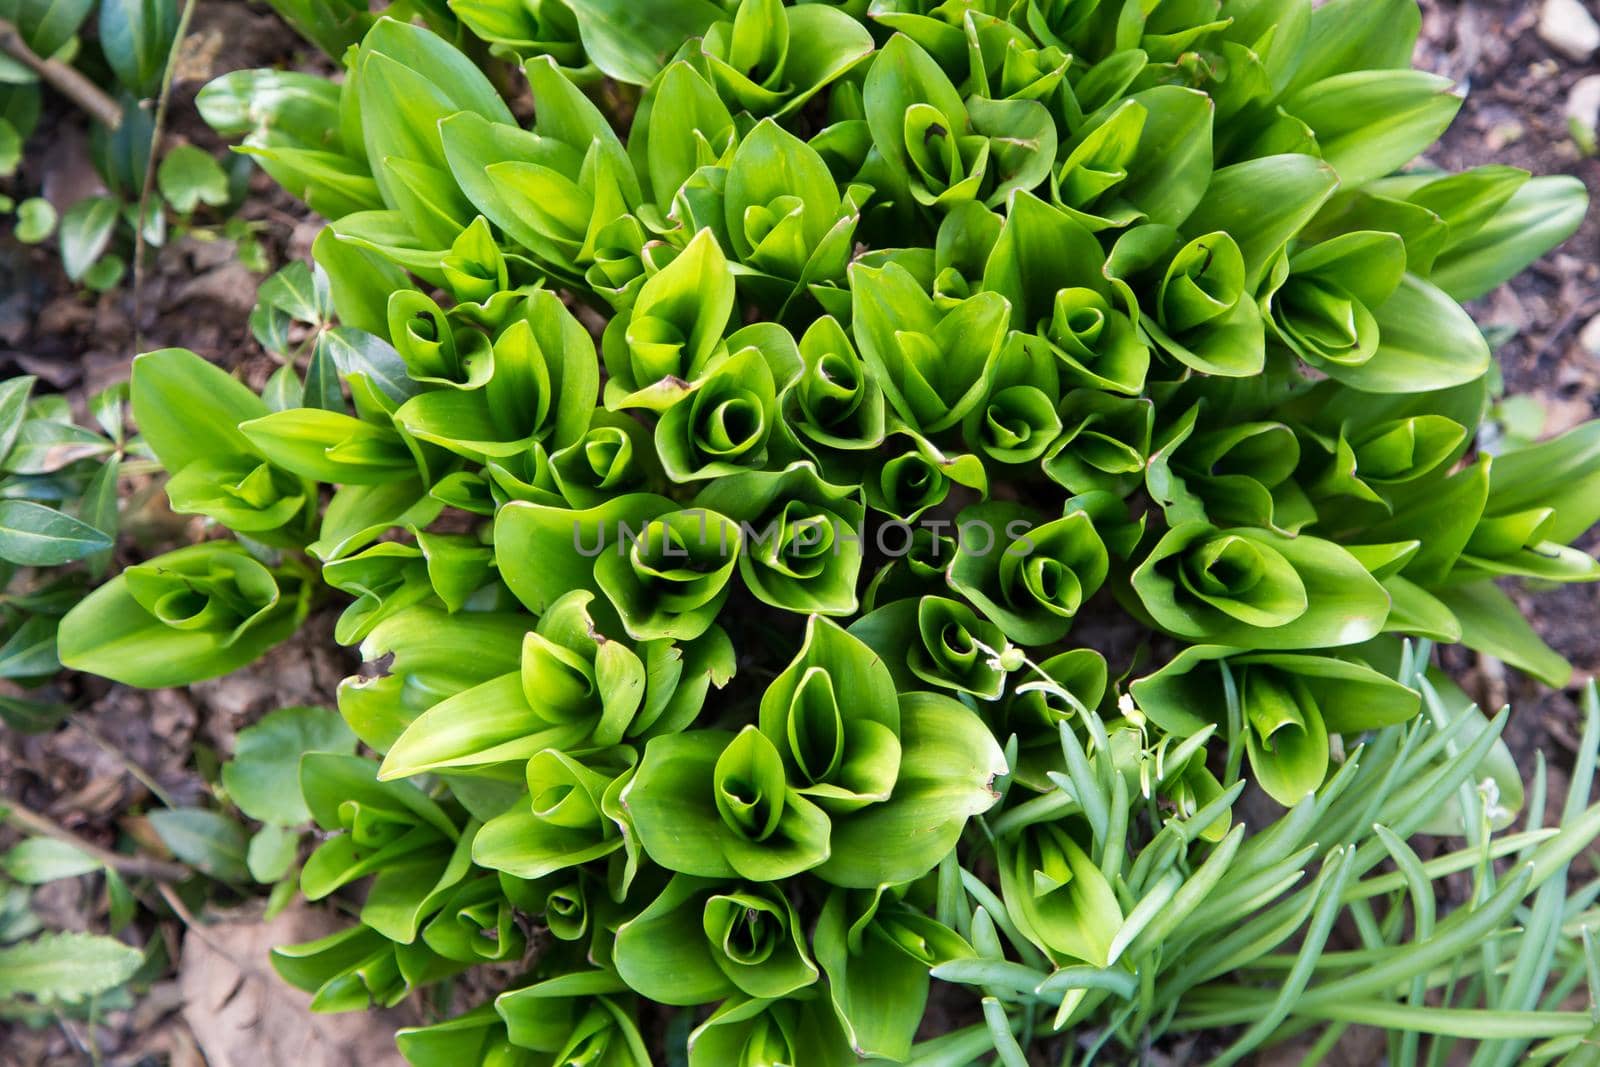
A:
695,463,865,615
165,457,314,542
441,54,637,276
298,752,467,943
472,746,637,885
272,925,425,1012
1167,421,1313,532
702,0,874,116
724,118,865,300
687,993,854,1067
851,594,1014,700
615,873,818,1004
1130,522,1389,649
850,260,1009,434
58,541,310,688
420,875,527,964
1131,645,1421,804
601,228,736,410
547,410,662,508
864,34,987,207
1044,390,1154,496
636,60,738,215
781,315,887,457
393,289,598,462
593,508,744,640
624,725,832,881
653,347,780,482
982,190,1149,395
817,690,1007,887
948,502,1109,645
815,886,975,1061
494,970,651,1062
379,590,646,777
757,614,902,811
997,820,1123,966
1142,230,1266,378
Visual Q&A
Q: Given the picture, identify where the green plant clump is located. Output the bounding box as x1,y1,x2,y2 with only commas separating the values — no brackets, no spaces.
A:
56,0,1600,1062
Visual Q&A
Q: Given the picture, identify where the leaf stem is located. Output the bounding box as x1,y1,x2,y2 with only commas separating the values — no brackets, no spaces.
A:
0,19,123,129
132,0,199,351
1,798,190,882
69,713,179,809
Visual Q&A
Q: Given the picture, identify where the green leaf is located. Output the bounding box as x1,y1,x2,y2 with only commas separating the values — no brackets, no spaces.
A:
1326,274,1491,393
625,727,833,881
58,541,307,687
246,823,299,884
131,347,268,472
99,0,178,97
1484,420,1600,545
0,695,72,733
260,0,374,56
354,17,513,236
239,408,415,484
1429,175,1589,301
2,416,109,474
14,197,56,243
998,822,1124,966
257,260,333,326
948,503,1108,646
3,838,101,884
616,874,818,1005
83,252,127,292
1184,154,1340,290
195,66,342,140
0,499,111,565
850,595,1014,700
0,376,35,469
1284,71,1460,189
9,0,97,63
818,692,1007,887
686,988,853,1067
0,615,60,679
0,932,143,1003
850,261,1009,433
494,493,671,617
157,143,230,213
562,0,726,84
318,326,419,406
0,118,17,176
1436,582,1571,688
1130,524,1390,649
222,706,357,825
602,228,736,408
58,196,118,282
148,808,250,883
1286,0,1420,91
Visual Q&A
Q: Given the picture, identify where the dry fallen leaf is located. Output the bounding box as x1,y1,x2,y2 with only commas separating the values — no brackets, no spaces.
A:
178,904,413,1067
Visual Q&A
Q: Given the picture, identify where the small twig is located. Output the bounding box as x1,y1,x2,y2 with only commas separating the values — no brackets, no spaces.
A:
52,1011,93,1061
132,0,198,352
155,883,236,960
1527,297,1600,367
1,799,190,883
69,713,179,809
0,18,123,129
